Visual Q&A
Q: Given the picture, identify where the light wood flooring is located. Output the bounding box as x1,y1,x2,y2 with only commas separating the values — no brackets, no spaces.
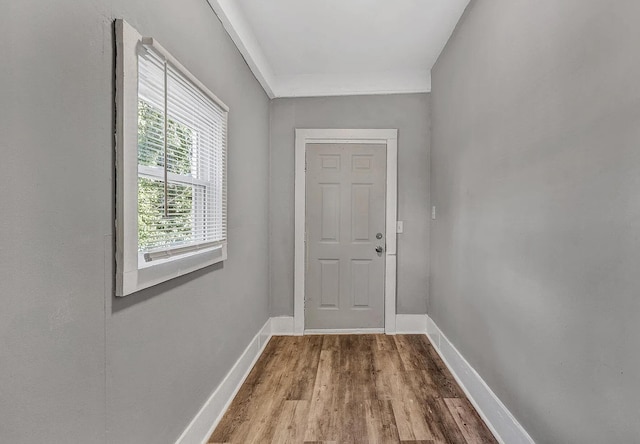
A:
209,334,497,444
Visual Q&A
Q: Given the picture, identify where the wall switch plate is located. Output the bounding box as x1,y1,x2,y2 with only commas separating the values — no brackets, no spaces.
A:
396,221,404,233
432,206,436,220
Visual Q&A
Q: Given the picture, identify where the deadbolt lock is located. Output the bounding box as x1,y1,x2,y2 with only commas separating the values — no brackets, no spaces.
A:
376,233,383,239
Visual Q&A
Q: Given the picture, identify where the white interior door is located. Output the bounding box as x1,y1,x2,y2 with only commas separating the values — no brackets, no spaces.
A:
305,143,386,330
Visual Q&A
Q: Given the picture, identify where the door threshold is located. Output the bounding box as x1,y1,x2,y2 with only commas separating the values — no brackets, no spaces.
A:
304,328,385,335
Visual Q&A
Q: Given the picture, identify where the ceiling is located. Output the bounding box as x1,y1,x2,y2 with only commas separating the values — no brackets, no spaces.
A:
207,0,470,98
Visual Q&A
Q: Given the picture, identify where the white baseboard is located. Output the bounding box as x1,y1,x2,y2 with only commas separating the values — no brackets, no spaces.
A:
270,316,295,335
304,328,385,335
426,317,535,444
279,314,423,335
175,318,273,444
176,315,534,444
395,314,428,333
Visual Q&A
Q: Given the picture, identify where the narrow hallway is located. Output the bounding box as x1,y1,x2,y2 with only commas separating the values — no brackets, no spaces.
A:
210,335,496,443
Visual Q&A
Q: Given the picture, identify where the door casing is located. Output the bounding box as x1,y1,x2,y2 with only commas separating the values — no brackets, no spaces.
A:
294,129,398,335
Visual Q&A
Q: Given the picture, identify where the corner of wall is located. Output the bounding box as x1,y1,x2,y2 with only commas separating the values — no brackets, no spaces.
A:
267,99,273,317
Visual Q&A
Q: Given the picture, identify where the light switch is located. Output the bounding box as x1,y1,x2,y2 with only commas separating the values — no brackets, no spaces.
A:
396,221,404,233
432,206,436,220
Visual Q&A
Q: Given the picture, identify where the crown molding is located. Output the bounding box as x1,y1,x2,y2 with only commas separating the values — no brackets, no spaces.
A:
275,70,431,98
206,0,277,98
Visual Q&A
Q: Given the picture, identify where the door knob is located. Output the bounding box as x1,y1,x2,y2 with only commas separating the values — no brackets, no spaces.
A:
375,246,383,254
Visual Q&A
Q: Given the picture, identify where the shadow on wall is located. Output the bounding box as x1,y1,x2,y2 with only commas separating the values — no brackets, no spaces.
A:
111,263,224,313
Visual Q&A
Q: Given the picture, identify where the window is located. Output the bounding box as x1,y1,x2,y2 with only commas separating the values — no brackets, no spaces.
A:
115,20,228,296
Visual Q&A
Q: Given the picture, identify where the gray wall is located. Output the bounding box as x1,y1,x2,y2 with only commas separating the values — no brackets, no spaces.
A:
269,94,431,316
430,1,640,442
0,1,270,443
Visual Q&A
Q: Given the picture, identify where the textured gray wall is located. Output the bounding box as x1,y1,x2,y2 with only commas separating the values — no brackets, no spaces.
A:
430,1,640,443
269,94,431,316
0,1,270,443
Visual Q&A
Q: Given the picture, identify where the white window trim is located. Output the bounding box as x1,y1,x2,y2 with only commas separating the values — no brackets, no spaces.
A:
293,129,398,335
115,19,228,297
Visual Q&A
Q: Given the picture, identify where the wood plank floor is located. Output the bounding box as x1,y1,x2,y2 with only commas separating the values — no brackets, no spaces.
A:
209,335,497,444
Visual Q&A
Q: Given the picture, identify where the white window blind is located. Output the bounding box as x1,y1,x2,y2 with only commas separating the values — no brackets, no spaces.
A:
137,45,227,263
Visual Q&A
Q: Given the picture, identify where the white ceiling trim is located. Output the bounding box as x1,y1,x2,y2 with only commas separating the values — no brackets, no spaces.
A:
206,0,277,98
207,0,432,98
276,71,431,98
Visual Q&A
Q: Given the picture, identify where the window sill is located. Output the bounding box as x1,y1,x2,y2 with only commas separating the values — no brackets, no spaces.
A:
117,243,227,296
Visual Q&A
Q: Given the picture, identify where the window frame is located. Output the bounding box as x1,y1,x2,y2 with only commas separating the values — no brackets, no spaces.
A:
115,19,228,297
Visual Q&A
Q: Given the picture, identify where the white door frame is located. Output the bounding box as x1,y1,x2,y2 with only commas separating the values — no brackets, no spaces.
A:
294,129,398,335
